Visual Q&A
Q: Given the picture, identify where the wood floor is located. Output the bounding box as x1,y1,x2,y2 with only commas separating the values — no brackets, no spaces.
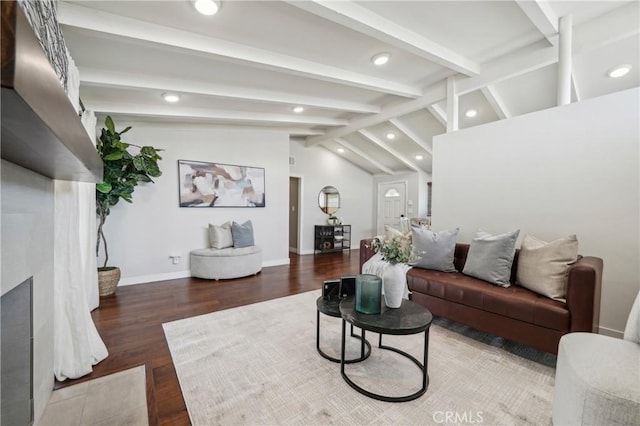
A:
55,250,361,425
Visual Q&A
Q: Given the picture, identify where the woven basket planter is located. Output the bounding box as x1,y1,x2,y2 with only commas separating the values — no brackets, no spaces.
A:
98,267,121,297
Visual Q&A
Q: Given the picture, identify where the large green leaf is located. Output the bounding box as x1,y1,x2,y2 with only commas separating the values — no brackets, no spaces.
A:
103,152,123,161
96,182,112,193
105,116,115,133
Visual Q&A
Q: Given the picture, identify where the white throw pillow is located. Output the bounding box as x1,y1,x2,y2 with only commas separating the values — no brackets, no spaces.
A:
516,234,579,301
208,222,233,249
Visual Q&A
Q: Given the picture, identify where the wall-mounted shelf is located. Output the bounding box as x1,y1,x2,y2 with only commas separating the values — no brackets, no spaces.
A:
1,1,102,182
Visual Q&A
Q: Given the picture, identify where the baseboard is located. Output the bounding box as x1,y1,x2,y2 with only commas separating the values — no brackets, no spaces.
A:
598,325,624,338
262,258,290,267
119,270,192,286
297,249,315,255
120,258,291,285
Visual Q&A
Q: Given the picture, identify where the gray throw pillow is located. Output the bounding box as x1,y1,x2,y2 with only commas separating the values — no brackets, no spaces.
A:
232,220,255,248
462,229,520,287
410,226,458,272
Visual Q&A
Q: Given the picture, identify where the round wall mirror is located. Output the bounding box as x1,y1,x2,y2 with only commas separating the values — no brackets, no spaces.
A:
318,186,340,214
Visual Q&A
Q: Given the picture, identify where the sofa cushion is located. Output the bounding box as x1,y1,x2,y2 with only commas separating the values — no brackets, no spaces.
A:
407,268,569,331
516,234,578,302
191,245,261,257
208,222,233,249
410,226,458,272
462,229,520,287
232,220,255,248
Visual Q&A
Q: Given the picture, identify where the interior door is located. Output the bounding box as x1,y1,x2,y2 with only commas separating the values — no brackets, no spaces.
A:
289,177,300,253
377,181,407,234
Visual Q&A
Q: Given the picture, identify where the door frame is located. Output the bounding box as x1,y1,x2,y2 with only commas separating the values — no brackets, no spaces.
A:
376,180,408,234
289,174,304,254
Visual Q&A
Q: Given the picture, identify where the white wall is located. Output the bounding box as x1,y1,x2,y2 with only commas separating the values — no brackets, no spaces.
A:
432,88,640,335
1,161,55,424
289,140,374,254
98,123,290,285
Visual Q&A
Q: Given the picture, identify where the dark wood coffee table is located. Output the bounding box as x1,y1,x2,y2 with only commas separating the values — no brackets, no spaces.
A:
339,297,433,402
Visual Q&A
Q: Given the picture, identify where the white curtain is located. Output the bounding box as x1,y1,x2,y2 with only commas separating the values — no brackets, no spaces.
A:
53,109,107,381
53,181,108,380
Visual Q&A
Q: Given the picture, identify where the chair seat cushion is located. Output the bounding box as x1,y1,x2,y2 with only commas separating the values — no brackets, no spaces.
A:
191,245,261,258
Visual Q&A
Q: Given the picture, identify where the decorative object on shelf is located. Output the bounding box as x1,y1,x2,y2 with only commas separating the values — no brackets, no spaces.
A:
370,236,415,308
18,0,69,90
178,160,265,207
318,186,340,214
355,274,382,314
96,116,163,296
314,225,351,254
327,214,339,225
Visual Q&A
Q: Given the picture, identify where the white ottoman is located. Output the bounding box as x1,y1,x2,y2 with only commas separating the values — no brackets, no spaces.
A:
552,332,640,425
190,245,262,280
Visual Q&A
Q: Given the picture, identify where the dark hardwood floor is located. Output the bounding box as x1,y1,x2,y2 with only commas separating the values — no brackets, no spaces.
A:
55,250,360,425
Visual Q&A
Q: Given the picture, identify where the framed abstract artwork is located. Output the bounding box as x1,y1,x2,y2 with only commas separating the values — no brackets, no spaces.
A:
178,160,265,208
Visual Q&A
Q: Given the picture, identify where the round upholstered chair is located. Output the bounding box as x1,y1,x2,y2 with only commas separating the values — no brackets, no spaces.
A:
552,291,640,425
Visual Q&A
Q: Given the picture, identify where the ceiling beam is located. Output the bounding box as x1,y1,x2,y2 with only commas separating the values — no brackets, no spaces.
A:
58,3,421,98
84,101,349,127
481,85,511,119
426,105,447,127
306,81,447,146
515,0,558,44
456,45,557,95
334,138,394,175
358,130,421,172
572,1,639,55
79,68,381,115
287,1,479,76
389,118,432,155
307,45,559,145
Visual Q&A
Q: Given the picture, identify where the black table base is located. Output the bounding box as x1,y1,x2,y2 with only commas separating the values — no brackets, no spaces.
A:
339,313,430,402
316,308,371,364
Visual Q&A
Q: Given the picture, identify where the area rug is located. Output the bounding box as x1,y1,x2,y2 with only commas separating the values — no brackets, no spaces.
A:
163,291,556,425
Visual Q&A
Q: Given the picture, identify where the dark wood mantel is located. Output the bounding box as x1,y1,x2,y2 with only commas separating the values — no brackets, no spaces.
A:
1,0,102,182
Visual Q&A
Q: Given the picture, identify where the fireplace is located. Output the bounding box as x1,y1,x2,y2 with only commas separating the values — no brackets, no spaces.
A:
1,277,34,425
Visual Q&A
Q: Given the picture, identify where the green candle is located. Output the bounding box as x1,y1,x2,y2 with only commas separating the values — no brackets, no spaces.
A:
355,274,382,314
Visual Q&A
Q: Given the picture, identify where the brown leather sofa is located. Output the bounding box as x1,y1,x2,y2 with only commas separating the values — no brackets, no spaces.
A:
360,239,603,354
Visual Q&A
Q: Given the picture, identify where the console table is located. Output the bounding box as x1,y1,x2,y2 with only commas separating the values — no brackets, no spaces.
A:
314,225,351,254
339,297,433,402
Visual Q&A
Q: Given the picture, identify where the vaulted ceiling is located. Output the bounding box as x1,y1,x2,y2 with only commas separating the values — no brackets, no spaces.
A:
59,0,639,175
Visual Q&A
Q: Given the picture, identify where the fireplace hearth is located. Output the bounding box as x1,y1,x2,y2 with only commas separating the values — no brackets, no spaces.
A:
1,277,34,426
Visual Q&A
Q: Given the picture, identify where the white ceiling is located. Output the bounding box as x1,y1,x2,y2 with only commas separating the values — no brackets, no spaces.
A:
59,0,640,175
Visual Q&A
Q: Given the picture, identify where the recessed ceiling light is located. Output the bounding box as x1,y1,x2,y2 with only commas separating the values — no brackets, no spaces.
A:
386,132,396,140
193,0,220,15
337,148,345,153
292,106,305,113
465,109,478,118
415,155,423,160
162,93,180,103
371,52,391,66
608,64,632,78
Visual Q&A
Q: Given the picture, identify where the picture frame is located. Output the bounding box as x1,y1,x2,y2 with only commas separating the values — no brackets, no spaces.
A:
178,159,266,208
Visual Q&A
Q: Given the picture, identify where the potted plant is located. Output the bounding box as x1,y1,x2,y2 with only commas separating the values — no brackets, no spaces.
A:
96,116,163,296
